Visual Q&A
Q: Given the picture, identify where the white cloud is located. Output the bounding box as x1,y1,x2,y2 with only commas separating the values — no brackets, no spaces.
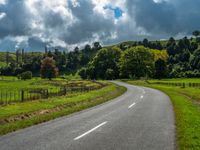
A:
0,12,6,20
71,0,80,7
0,0,7,5
0,0,200,51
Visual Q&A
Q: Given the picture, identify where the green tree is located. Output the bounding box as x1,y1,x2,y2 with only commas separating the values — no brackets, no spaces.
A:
119,46,154,78
192,30,200,37
191,49,200,70
105,69,115,80
40,57,59,80
155,59,168,79
78,67,88,79
88,47,122,79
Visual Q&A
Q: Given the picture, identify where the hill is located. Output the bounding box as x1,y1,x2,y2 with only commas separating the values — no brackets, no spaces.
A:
0,36,200,79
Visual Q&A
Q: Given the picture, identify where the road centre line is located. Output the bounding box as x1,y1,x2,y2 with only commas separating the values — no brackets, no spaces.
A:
128,102,136,109
74,122,107,140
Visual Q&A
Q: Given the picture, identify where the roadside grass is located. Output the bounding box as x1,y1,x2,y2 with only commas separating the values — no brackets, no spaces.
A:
0,82,127,135
124,80,200,150
147,78,200,83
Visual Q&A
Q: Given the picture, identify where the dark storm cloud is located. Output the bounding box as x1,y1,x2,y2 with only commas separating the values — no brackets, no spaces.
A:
126,0,200,36
63,1,116,44
0,0,200,51
0,0,31,38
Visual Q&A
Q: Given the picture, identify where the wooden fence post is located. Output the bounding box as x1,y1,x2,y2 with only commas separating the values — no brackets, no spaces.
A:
46,89,49,99
182,83,185,88
21,90,24,102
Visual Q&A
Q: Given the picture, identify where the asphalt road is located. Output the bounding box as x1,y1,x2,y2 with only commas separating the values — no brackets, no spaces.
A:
0,81,175,150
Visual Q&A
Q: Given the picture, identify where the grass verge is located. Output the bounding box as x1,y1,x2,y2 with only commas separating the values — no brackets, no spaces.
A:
123,80,200,150
0,82,126,135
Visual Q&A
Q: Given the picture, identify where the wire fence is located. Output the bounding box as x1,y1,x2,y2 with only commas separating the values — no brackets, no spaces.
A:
0,83,106,105
152,82,200,88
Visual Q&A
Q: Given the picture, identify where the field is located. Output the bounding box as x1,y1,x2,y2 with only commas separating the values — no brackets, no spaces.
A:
124,79,200,150
0,77,105,104
0,77,126,135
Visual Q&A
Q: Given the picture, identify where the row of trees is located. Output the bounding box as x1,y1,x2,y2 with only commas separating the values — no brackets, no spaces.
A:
78,46,168,80
0,42,102,76
166,36,200,78
1,31,200,79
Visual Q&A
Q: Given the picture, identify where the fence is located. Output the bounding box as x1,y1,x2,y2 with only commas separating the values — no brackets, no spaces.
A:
0,84,106,105
152,82,200,88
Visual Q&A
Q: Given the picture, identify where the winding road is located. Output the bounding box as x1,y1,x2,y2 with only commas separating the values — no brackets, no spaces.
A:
0,81,175,150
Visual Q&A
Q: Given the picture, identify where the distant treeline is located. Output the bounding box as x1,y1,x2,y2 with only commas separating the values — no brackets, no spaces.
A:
0,31,200,79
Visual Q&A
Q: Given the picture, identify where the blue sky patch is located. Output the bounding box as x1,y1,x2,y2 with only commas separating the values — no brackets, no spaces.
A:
104,5,123,19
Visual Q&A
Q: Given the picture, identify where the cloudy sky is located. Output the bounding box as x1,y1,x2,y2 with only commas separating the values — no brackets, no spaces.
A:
0,0,200,51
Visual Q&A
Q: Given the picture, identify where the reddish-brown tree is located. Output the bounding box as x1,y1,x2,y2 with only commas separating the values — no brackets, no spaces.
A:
40,57,59,80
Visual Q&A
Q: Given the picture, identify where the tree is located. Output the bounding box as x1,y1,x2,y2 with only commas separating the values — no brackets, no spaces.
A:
191,49,200,70
155,59,168,79
119,46,154,78
105,69,115,80
6,51,9,65
166,37,176,56
88,47,122,79
143,39,149,47
40,57,59,80
78,67,87,79
192,30,200,37
93,42,102,51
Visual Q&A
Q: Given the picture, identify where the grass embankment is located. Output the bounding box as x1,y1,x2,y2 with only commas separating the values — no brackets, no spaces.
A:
0,81,126,135
124,79,200,150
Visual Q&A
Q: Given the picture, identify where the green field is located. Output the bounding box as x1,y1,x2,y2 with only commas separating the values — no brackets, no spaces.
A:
0,79,126,135
124,79,200,150
148,78,200,83
0,77,101,90
0,77,105,104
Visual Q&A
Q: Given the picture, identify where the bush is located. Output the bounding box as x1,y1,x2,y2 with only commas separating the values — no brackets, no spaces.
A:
20,71,32,80
78,67,88,79
105,69,115,80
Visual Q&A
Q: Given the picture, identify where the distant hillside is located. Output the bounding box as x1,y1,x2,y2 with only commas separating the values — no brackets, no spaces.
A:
0,36,200,78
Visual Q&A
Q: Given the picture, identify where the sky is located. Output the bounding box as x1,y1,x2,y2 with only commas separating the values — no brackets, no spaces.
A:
0,0,200,51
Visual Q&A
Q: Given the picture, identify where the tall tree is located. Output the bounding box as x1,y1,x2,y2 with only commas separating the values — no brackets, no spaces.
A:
87,47,122,79
6,51,9,65
40,57,59,80
119,46,154,78
155,58,168,79
192,30,200,37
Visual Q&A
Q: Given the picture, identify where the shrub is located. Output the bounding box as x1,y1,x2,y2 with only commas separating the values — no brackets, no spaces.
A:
20,71,32,80
78,67,88,79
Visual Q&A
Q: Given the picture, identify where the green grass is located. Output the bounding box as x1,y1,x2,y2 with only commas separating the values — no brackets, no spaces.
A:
124,79,200,150
148,78,200,83
0,77,103,103
0,81,127,135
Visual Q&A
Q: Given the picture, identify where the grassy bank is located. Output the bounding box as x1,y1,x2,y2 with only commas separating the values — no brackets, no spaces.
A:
124,79,200,150
0,81,126,135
